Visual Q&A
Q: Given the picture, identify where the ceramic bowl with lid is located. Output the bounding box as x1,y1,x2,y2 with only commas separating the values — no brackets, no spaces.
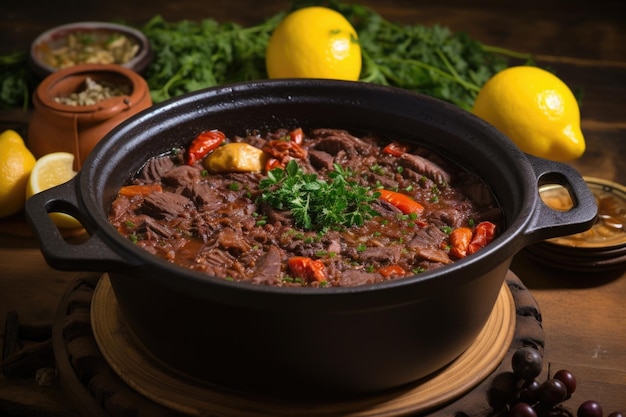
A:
28,21,153,79
528,177,626,272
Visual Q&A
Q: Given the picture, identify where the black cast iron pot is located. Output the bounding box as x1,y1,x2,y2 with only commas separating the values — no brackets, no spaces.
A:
25,79,597,398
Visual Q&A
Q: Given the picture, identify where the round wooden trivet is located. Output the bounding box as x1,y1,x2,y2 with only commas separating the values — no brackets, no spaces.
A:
53,271,544,417
91,275,514,417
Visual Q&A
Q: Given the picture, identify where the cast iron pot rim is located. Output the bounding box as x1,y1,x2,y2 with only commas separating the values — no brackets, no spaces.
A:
70,79,571,300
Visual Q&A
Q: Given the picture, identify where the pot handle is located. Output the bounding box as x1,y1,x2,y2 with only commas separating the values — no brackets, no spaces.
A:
24,178,140,272
523,154,597,243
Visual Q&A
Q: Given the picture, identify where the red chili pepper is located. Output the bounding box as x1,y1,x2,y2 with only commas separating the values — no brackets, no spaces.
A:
289,127,304,145
378,189,424,215
383,142,408,157
187,129,226,165
287,256,328,283
449,227,473,259
265,157,283,172
378,265,406,278
468,221,496,254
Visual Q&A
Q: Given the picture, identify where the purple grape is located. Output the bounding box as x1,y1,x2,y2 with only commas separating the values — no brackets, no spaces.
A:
518,379,541,404
510,402,538,417
607,413,624,417
553,369,577,396
512,347,543,381
577,400,603,417
538,378,568,406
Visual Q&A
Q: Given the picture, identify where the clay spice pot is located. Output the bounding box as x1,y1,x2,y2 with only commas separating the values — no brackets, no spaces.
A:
28,63,152,169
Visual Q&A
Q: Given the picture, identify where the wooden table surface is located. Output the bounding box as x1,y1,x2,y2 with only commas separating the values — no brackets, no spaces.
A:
1,1,625,416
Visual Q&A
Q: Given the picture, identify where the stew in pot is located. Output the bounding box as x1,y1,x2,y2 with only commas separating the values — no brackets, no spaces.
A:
108,127,502,287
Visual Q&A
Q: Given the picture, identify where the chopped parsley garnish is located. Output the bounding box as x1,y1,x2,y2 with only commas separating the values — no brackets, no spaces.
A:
259,160,380,231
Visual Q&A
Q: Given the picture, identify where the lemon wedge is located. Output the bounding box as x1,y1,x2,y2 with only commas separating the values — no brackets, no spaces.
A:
26,152,82,229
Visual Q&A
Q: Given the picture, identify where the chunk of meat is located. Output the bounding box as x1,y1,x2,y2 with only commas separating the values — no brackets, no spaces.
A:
137,156,176,183
358,246,403,264
252,246,283,285
217,227,251,255
406,225,448,250
407,225,452,264
161,165,203,188
399,153,451,185
413,247,452,264
425,207,466,228
308,149,335,170
261,204,294,226
194,248,242,278
458,179,496,206
311,129,375,156
139,216,176,239
109,196,132,223
337,270,384,287
140,192,193,219
183,181,222,207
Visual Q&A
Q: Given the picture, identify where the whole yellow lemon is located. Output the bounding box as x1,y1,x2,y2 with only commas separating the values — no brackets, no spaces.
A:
266,6,362,81
472,66,585,162
0,129,36,218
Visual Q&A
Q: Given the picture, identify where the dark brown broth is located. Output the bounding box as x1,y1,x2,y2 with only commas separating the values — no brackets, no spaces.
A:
108,127,502,287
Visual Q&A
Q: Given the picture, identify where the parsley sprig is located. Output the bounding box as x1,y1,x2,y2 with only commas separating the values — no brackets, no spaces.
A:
331,1,533,110
259,160,380,231
0,1,535,110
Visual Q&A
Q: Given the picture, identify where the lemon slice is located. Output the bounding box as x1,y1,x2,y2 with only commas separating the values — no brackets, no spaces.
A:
26,152,82,229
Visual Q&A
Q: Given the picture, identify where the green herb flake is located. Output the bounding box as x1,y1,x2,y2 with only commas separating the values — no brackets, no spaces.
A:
369,164,384,175
441,226,453,235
